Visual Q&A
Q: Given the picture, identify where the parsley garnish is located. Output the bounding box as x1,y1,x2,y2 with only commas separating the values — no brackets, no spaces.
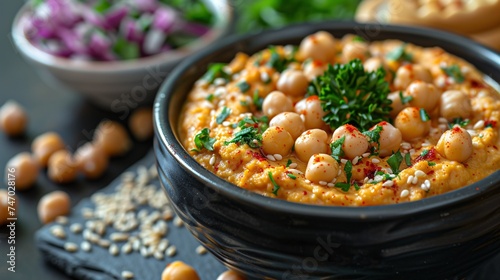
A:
225,116,268,148
206,94,214,102
286,159,292,167
353,36,365,42
308,59,392,131
330,136,345,162
267,45,295,72
240,100,249,107
202,63,231,84
287,173,297,179
405,153,412,167
387,151,403,174
253,90,264,110
386,44,413,62
427,161,436,166
399,91,413,104
363,125,383,153
420,109,430,122
237,81,250,93
268,172,280,195
335,161,353,192
448,118,469,129
441,64,465,83
192,128,216,152
216,106,231,124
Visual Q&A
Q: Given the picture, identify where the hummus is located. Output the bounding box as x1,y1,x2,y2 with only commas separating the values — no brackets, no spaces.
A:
179,32,500,206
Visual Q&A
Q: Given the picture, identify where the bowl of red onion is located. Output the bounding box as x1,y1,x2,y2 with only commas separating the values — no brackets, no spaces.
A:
11,0,233,109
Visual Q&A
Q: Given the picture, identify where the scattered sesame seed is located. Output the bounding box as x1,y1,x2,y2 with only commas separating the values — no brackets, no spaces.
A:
407,175,414,184
474,120,485,130
371,158,380,164
409,149,416,155
109,244,119,256
331,178,337,183
340,159,348,164
214,87,226,96
289,163,298,169
352,156,360,165
55,216,69,225
412,176,418,185
337,169,342,176
121,270,134,279
386,168,393,174
424,179,431,187
438,117,448,124
69,223,83,234
421,183,430,192
98,239,111,248
421,142,431,147
319,181,327,186
400,190,410,198
209,155,216,165
173,216,184,227
260,72,270,82
110,233,129,242
166,246,177,257
81,241,92,252
222,121,231,127
305,179,311,184
50,225,66,239
401,142,411,150
374,175,383,182
382,181,394,187
274,154,283,161
196,245,208,255
438,124,447,131
414,170,426,178
154,251,164,260
287,169,303,175
327,183,335,187
266,155,276,161
140,246,150,258
121,243,132,254
64,242,78,253
213,78,226,86
473,142,480,148
362,153,370,158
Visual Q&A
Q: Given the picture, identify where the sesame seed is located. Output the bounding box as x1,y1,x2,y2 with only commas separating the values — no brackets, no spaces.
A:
166,246,177,257
421,142,431,147
438,117,448,124
319,181,327,186
287,168,303,175
352,156,360,165
421,183,430,191
69,223,83,234
64,242,78,252
140,246,150,258
260,71,270,82
305,179,311,184
121,270,134,279
424,179,431,187
98,239,110,248
173,216,184,227
371,158,380,164
196,245,208,255
340,159,348,164
50,225,66,239
213,78,226,86
55,216,69,225
327,183,335,187
331,178,337,183
414,170,426,178
337,169,342,176
109,244,119,256
473,142,480,148
438,124,447,131
362,153,370,158
121,243,132,254
407,175,414,184
110,233,129,242
266,155,276,161
154,251,164,260
382,181,394,187
409,149,416,155
386,168,393,174
209,155,216,165
474,120,485,130
363,177,369,183
374,175,383,182
289,163,298,169
81,241,92,252
400,190,410,198
274,154,283,161
401,142,411,150
412,176,419,185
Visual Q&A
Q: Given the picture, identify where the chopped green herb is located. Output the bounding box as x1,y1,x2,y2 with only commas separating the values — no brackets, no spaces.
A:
427,161,436,166
287,173,297,179
240,100,249,107
334,182,351,192
225,116,268,148
237,81,250,93
441,64,465,83
353,36,365,42
420,149,429,157
216,106,231,124
192,128,216,152
399,91,413,104
387,151,403,174
268,172,280,196
354,183,360,191
266,45,294,72
253,90,264,110
344,161,353,184
448,118,470,129
420,108,430,122
386,44,413,62
363,125,383,152
113,38,139,60
405,153,412,167
330,136,346,162
206,94,215,102
308,59,392,131
202,63,231,84
286,159,292,167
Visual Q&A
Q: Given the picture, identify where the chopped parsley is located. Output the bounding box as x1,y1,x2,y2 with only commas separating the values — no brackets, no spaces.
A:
448,118,469,129
420,108,430,122
237,81,250,93
387,151,403,174
399,91,413,104
240,100,249,107
386,44,413,62
206,94,215,102
216,106,231,124
330,136,346,162
308,59,392,131
286,159,292,167
420,149,429,157
225,116,268,148
287,173,297,179
192,128,216,152
335,161,353,192
253,90,264,110
266,45,295,72
353,36,366,42
405,153,412,167
268,172,280,195
363,125,383,153
202,63,231,84
427,161,436,166
441,64,465,83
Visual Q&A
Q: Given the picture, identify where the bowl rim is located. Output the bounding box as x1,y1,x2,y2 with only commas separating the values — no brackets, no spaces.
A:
10,0,233,73
154,21,500,220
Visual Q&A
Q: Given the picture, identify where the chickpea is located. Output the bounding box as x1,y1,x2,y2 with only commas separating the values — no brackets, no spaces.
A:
436,127,473,162
331,124,369,160
1,190,15,225
394,64,433,90
161,261,200,280
294,129,329,162
298,31,336,63
262,91,294,119
0,100,27,137
32,132,65,167
373,122,403,157
303,60,327,81
269,112,305,140
305,153,340,183
276,70,309,97
47,150,77,184
37,191,70,224
294,96,328,130
129,107,153,141
261,126,294,156
363,57,383,72
440,90,472,121
388,91,407,119
217,270,246,280
94,120,132,157
5,152,39,190
405,81,440,112
394,107,431,141
342,41,369,62
75,143,109,180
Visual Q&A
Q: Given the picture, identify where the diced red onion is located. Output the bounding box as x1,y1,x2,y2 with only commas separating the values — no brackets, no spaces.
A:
152,6,177,33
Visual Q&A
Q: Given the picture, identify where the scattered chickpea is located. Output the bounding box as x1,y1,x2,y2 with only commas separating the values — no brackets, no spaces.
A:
405,81,440,112
47,150,78,184
0,190,15,225
0,100,28,137
394,107,431,141
342,41,369,62
261,126,294,156
436,127,473,163
440,90,472,121
161,261,200,280
32,132,65,167
298,31,336,63
276,70,309,97
262,91,294,119
74,143,109,180
294,129,329,163
303,60,327,81
93,120,132,157
128,107,154,141
305,153,340,183
5,152,39,190
294,96,328,130
217,270,247,280
37,191,70,224
269,112,305,140
393,64,433,90
373,122,403,157
331,124,369,160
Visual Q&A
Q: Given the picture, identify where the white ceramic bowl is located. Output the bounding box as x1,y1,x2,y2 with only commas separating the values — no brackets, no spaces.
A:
11,0,233,110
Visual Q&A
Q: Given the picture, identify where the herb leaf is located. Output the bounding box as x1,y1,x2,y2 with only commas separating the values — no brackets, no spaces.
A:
309,59,392,131
448,118,469,129
428,161,436,166
225,116,268,148
253,90,264,110
193,128,216,152
335,161,353,192
387,151,403,174
420,108,430,122
268,172,280,195
202,63,231,84
399,91,413,104
363,125,383,152
206,94,214,102
267,45,295,72
216,106,231,124
330,136,346,162
237,81,250,93
441,64,465,83
405,153,412,167
386,44,413,62
286,159,292,167
287,173,297,179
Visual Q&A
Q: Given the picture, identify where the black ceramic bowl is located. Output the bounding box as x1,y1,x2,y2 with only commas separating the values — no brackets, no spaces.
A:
154,22,500,279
